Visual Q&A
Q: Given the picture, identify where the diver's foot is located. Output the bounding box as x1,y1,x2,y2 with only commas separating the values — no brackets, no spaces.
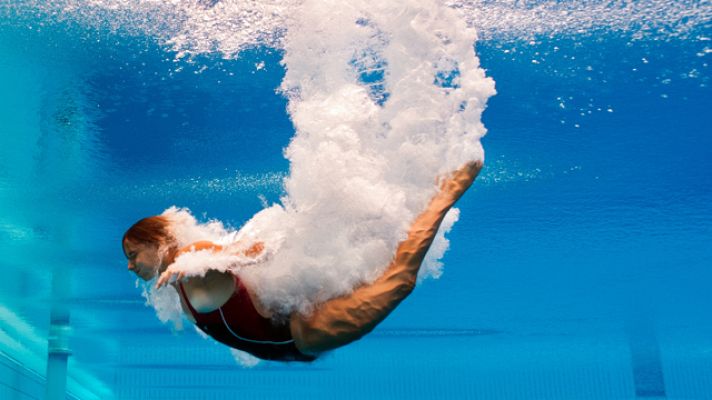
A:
438,160,483,203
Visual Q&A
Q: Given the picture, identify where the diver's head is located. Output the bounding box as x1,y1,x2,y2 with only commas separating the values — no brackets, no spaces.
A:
122,216,177,281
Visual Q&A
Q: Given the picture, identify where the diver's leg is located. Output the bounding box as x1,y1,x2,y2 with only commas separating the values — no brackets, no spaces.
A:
291,161,483,354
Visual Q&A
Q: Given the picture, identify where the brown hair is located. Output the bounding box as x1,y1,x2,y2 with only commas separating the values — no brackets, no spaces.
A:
122,216,175,252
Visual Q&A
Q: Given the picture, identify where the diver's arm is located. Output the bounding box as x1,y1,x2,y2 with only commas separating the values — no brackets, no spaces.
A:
156,240,264,288
157,239,271,316
182,241,224,253
155,242,223,288
242,241,265,257
189,240,265,257
178,240,264,258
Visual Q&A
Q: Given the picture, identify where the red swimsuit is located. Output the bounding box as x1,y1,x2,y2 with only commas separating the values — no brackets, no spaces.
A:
177,275,315,362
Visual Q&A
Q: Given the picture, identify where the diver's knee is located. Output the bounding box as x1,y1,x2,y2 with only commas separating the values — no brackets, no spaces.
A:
290,314,310,347
290,316,314,354
290,313,326,355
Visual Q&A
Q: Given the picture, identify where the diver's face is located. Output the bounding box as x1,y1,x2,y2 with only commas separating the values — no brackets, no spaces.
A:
123,239,162,281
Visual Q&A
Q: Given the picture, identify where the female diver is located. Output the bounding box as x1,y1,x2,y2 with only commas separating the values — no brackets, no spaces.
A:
122,161,482,361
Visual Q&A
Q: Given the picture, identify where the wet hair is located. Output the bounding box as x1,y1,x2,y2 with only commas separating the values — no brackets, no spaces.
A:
122,216,175,255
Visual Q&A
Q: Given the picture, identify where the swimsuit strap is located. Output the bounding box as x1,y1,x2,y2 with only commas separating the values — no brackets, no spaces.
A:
177,281,199,316
177,275,239,317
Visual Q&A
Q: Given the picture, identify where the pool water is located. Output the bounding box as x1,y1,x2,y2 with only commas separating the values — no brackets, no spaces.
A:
1,1,711,399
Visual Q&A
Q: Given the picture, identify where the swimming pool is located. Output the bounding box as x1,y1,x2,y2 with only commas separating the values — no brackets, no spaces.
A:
1,1,711,399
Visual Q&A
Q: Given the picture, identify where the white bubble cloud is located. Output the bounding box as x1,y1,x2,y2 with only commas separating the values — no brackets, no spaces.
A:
136,1,494,320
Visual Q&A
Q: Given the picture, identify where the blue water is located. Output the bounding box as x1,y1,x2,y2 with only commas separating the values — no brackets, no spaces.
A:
1,4,711,400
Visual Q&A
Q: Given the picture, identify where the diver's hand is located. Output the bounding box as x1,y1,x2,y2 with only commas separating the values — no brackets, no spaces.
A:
156,265,186,289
